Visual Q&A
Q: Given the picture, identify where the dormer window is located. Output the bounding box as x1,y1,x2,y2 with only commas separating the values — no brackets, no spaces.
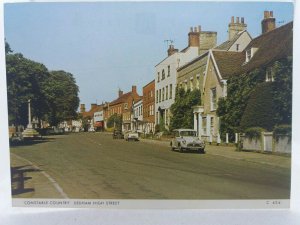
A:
157,72,160,82
246,49,251,62
266,67,274,82
245,47,258,63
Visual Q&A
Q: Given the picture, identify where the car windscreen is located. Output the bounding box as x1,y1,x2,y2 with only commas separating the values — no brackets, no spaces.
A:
180,131,196,136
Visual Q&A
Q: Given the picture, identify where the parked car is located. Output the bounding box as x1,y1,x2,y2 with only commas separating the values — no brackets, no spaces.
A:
170,129,205,153
112,129,124,139
124,130,139,141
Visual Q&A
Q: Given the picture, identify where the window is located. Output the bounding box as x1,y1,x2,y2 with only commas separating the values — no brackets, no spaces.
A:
156,90,158,103
157,72,160,82
124,103,128,110
159,89,161,102
166,86,168,99
169,84,173,99
236,44,240,51
210,88,217,111
162,88,165,101
167,65,170,77
196,74,200,89
210,116,214,134
246,49,252,62
162,69,165,80
266,67,274,82
190,78,194,91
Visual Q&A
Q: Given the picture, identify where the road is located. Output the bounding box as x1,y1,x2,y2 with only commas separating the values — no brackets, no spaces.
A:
10,132,291,199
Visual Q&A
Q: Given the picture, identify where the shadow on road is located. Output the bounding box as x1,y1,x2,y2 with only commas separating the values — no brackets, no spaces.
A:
9,137,56,148
11,165,41,195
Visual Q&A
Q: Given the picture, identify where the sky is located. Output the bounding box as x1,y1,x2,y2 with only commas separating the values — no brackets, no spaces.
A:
4,1,294,111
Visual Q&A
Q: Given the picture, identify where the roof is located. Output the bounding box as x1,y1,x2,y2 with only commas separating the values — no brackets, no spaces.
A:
239,21,293,74
109,90,142,107
212,22,293,79
109,92,132,106
81,104,104,118
212,50,245,79
214,30,246,51
143,79,155,88
177,51,209,72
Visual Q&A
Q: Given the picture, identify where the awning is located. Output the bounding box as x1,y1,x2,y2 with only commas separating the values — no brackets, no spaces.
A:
94,121,103,127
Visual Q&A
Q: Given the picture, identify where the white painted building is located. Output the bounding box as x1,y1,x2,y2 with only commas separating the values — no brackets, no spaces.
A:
155,26,201,130
132,99,143,133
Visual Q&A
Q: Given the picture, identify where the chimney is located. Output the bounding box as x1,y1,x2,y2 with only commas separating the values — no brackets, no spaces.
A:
132,85,137,94
80,104,86,113
261,10,276,34
118,89,123,97
188,25,200,47
91,103,97,110
167,44,179,56
228,16,247,40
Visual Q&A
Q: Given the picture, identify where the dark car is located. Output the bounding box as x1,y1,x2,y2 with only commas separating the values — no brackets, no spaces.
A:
112,129,124,139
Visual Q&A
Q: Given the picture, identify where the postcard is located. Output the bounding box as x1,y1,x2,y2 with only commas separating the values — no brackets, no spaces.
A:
2,0,294,209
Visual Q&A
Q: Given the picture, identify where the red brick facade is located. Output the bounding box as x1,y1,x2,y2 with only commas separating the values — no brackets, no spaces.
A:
143,80,155,133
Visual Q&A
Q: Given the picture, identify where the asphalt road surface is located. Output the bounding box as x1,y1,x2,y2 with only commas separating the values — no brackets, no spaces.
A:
10,132,291,199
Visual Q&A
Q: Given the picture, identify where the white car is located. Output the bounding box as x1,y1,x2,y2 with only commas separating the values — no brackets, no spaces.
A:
170,129,205,153
124,131,139,141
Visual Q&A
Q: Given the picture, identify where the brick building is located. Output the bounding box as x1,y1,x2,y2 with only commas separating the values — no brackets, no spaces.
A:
142,80,155,134
106,85,141,131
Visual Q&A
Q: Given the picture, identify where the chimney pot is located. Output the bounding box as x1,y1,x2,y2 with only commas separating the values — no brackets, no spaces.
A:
198,25,201,32
270,11,273,17
236,17,240,23
231,16,234,23
190,27,193,32
264,11,270,19
241,17,244,24
132,85,137,94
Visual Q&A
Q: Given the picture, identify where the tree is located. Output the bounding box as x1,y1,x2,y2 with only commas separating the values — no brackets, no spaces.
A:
107,114,122,129
170,88,201,131
6,43,80,126
43,70,80,126
6,53,50,125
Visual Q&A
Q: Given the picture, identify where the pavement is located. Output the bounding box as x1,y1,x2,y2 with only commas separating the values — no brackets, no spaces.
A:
10,153,66,199
139,138,291,169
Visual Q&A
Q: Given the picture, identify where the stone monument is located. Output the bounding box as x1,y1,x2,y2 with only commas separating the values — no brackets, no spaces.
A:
22,99,40,138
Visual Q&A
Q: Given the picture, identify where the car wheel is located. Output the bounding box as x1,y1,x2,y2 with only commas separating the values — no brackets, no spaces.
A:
199,149,205,154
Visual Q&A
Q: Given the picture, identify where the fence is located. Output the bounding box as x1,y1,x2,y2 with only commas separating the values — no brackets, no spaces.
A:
240,132,291,154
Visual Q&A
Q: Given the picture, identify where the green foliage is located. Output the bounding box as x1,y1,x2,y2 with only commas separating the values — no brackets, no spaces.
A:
273,124,291,136
6,53,50,125
169,88,201,131
6,44,80,126
107,114,122,129
240,82,275,131
43,70,80,125
244,127,265,140
272,57,292,125
154,124,160,133
5,41,12,54
217,68,265,141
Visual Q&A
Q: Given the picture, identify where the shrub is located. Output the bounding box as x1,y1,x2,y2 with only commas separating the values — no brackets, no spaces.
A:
244,127,265,140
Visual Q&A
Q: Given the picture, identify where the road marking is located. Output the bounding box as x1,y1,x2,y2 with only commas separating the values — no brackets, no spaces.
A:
11,153,69,199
